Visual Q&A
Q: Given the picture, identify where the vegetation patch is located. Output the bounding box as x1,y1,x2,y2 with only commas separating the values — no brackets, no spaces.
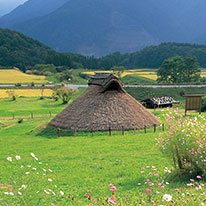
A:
0,69,47,84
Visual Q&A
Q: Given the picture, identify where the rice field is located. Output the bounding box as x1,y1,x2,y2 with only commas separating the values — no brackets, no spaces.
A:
0,89,53,98
0,69,47,84
83,69,206,81
82,69,158,80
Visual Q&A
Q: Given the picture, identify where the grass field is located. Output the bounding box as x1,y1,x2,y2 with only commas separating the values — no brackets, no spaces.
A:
0,92,205,205
0,70,47,84
0,89,53,98
0,88,85,117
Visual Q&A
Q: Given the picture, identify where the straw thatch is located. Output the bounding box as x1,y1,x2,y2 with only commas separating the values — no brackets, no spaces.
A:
49,73,160,131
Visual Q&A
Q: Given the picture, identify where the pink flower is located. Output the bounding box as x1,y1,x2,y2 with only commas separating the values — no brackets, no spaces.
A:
11,190,14,193
110,186,116,191
160,186,165,189
190,179,194,182
93,200,97,203
51,204,55,206
197,176,202,179
109,184,113,187
142,193,146,196
86,193,90,197
146,188,152,194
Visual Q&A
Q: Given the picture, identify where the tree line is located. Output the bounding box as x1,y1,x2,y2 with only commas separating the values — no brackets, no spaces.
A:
2,29,206,72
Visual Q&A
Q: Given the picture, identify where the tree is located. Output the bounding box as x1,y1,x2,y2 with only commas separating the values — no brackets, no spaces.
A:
111,65,125,78
6,90,18,101
57,70,73,82
54,87,76,104
157,56,200,83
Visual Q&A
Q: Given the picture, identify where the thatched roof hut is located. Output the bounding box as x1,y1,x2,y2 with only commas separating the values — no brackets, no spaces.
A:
49,73,160,131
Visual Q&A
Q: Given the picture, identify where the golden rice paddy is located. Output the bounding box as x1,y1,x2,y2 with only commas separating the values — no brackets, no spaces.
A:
0,89,53,98
82,70,157,79
0,69,47,84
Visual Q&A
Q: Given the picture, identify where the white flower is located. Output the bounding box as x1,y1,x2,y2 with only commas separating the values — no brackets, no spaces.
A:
44,190,49,194
9,192,14,196
55,185,57,188
30,153,35,157
18,192,22,195
25,172,30,175
48,169,52,172
20,165,24,168
39,162,42,165
21,185,26,189
32,168,36,170
43,173,46,176
48,178,52,182
165,182,169,185
163,194,172,202
4,192,9,195
42,169,46,172
27,165,31,168
60,190,64,195
16,155,21,160
34,157,38,161
7,157,12,162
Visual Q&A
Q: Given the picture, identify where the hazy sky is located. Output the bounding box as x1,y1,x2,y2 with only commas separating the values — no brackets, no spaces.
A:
0,0,28,16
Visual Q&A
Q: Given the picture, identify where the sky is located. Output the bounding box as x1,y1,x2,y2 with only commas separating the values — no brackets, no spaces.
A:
0,0,27,16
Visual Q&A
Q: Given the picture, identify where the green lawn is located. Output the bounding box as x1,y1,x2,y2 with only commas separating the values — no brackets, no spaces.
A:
0,95,205,205
0,88,85,117
0,115,171,205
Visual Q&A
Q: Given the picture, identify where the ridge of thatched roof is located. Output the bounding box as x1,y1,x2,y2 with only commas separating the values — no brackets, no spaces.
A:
49,73,160,131
88,73,124,92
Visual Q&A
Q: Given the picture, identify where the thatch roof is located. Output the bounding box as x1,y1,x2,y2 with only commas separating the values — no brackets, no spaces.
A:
49,73,160,131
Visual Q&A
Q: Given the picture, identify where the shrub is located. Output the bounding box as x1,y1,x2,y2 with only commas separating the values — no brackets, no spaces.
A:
15,82,22,87
17,119,23,124
156,111,206,178
6,90,18,101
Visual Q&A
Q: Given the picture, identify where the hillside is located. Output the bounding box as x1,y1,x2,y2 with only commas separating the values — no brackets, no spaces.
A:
1,0,206,56
2,29,206,70
0,0,69,27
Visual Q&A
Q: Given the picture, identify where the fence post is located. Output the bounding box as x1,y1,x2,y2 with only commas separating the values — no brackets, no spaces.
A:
74,128,76,136
57,128,60,137
109,126,111,136
122,126,124,135
91,128,94,137
162,124,165,131
49,111,52,117
31,112,33,119
144,126,147,134
154,124,156,133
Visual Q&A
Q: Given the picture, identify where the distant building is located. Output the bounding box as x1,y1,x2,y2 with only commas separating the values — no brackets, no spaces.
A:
142,96,179,108
26,70,32,74
13,67,20,71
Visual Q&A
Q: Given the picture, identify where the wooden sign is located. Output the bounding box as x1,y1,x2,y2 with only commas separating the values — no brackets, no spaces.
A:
184,94,205,114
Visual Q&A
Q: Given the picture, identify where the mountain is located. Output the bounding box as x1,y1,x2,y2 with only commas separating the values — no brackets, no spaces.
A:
1,0,206,56
0,0,69,27
2,0,206,56
0,28,72,69
2,29,206,70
